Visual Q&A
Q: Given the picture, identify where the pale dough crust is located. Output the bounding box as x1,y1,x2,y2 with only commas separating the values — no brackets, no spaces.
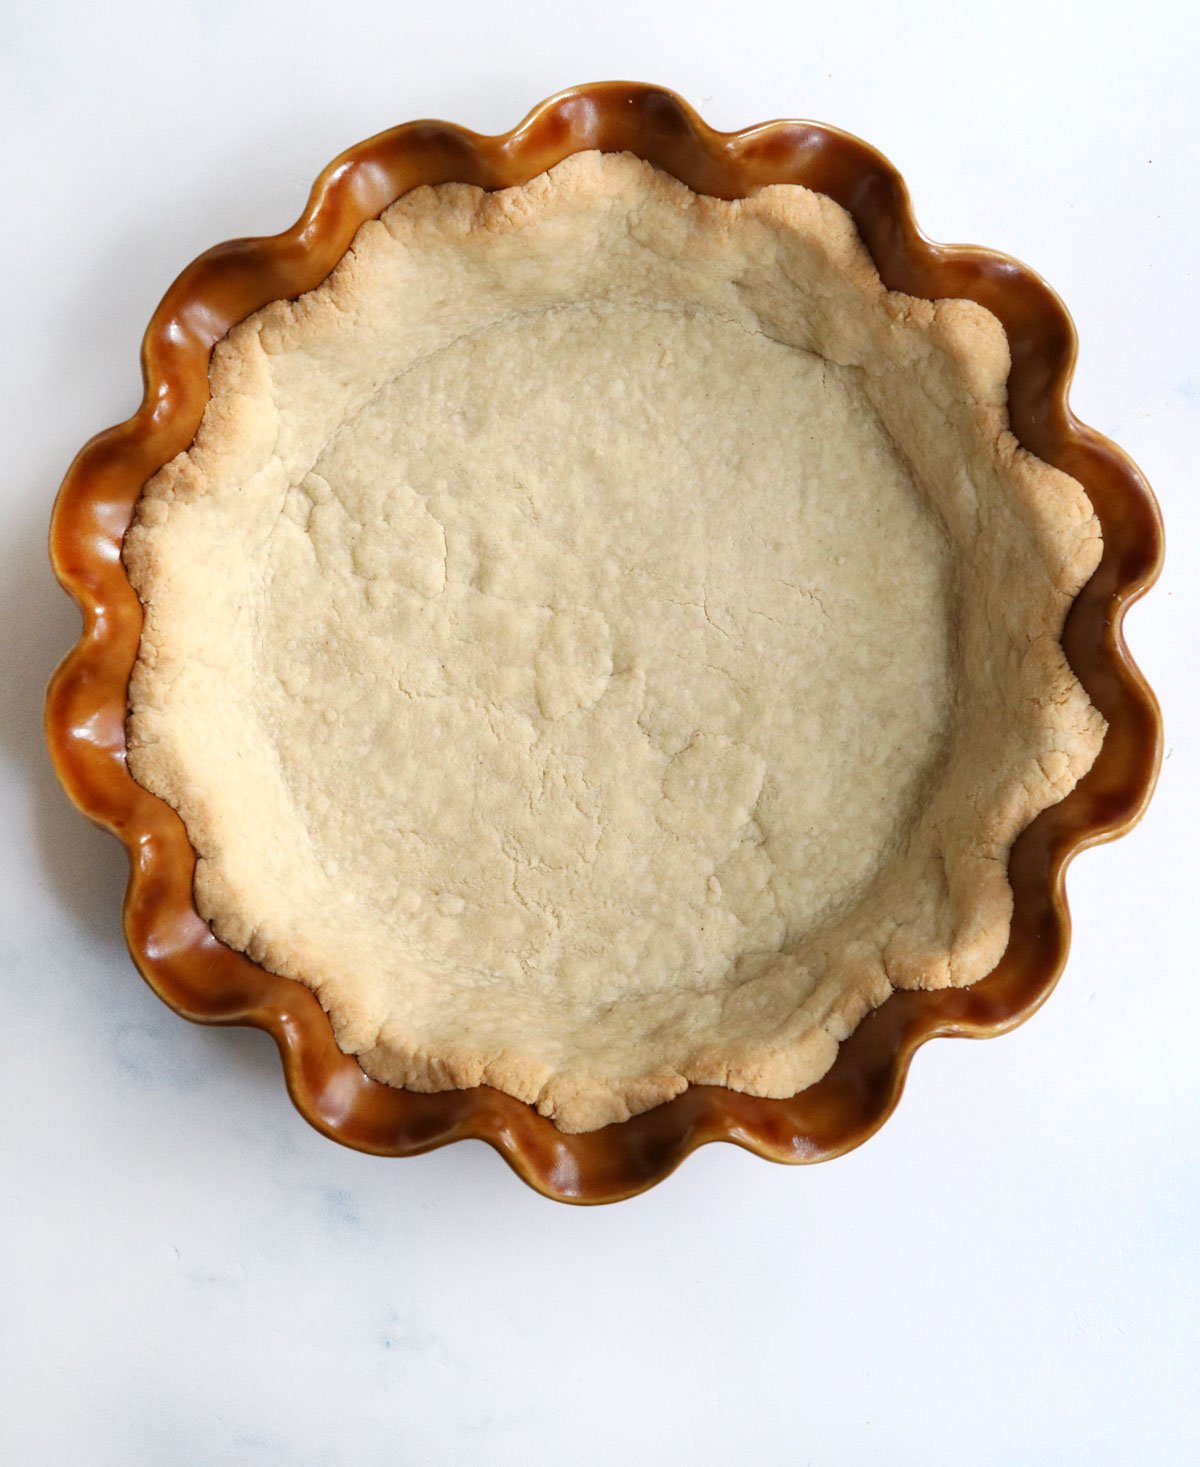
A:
124,152,1104,1132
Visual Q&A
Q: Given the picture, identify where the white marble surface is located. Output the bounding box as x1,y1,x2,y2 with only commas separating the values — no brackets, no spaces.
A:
3,2,1197,1461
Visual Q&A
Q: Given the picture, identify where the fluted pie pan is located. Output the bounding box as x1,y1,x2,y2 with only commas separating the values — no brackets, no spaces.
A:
46,83,1162,1202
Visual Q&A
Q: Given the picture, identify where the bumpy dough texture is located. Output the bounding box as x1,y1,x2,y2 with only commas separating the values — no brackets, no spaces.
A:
124,152,1105,1132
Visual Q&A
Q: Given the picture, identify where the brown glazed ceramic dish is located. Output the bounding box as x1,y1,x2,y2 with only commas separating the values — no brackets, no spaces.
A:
46,83,1163,1203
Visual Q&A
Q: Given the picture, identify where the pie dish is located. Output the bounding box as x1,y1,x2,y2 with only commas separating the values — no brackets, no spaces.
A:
47,85,1162,1194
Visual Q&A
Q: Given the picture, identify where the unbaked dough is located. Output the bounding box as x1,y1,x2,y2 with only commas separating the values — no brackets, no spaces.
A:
124,152,1104,1131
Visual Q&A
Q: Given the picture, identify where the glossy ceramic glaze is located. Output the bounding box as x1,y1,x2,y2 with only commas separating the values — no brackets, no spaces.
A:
46,83,1163,1203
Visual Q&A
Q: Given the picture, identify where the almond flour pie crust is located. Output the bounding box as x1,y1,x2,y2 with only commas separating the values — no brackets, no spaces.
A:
123,150,1104,1134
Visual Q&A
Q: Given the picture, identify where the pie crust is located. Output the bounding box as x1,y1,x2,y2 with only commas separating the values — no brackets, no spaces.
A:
123,151,1104,1132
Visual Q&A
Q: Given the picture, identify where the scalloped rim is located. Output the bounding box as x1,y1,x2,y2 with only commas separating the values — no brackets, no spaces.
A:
46,82,1163,1203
